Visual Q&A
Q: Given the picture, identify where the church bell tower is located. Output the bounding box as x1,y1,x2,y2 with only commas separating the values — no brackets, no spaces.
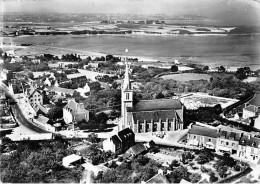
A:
121,50,133,130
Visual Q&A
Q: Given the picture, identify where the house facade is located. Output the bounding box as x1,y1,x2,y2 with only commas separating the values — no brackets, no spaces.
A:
63,99,89,124
25,88,44,108
187,124,218,150
103,128,135,154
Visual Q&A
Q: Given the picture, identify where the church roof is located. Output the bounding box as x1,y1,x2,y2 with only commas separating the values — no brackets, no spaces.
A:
188,125,219,138
130,99,182,112
133,110,176,123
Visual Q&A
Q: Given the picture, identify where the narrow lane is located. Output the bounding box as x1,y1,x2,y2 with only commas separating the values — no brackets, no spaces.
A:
1,85,48,134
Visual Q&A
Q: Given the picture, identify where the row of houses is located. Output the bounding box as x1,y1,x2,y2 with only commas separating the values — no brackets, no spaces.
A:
187,123,260,163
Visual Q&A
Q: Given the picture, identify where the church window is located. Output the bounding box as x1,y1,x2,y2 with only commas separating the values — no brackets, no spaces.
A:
126,93,129,100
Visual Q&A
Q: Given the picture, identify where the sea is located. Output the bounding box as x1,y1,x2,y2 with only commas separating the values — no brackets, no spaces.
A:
3,34,260,70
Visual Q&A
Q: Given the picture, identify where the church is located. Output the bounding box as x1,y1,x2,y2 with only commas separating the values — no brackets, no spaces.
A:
120,61,185,134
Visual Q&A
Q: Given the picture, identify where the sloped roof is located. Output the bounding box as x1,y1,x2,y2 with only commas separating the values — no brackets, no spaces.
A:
63,154,82,164
118,128,134,142
132,110,176,123
64,99,88,116
188,125,218,138
246,136,260,148
145,173,170,184
111,135,121,144
248,93,260,107
46,86,75,95
36,115,49,124
128,143,146,156
67,73,86,79
130,99,182,112
180,179,191,184
244,105,259,113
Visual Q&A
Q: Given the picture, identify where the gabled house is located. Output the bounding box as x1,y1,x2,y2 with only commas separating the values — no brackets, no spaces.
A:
103,128,135,155
216,130,242,154
187,124,218,149
25,88,44,108
63,99,89,124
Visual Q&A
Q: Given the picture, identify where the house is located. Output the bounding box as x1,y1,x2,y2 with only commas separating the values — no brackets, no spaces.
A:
243,105,259,119
103,128,135,155
187,124,218,149
120,61,185,133
0,69,13,82
63,99,89,124
237,134,260,163
24,88,44,108
89,62,100,68
144,170,170,184
43,78,52,86
62,154,84,168
82,162,110,177
216,128,243,154
126,143,147,157
45,86,75,97
67,73,88,84
31,115,57,132
10,57,22,63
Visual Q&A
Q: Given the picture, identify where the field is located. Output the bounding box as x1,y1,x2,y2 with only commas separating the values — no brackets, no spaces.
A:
161,73,211,81
179,93,239,110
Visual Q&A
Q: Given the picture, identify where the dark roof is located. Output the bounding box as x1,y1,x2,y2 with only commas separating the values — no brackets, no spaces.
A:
130,99,182,112
239,135,248,146
219,130,242,141
146,173,170,184
128,143,146,156
133,110,176,123
188,125,218,138
111,135,121,144
246,136,260,148
118,128,134,142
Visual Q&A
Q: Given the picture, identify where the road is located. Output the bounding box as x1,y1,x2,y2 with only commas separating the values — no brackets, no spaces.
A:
0,85,47,134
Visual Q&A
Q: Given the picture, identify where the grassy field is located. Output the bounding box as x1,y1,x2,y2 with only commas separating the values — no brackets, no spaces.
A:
161,73,211,81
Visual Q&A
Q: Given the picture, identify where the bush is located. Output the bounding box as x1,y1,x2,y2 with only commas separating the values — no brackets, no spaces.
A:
233,164,241,172
118,157,123,162
190,173,202,183
200,166,208,173
209,172,218,183
170,160,180,168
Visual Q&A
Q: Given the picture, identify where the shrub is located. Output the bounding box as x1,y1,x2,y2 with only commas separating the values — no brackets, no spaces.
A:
170,160,180,168
200,166,208,173
190,173,202,183
118,157,123,162
209,172,218,183
233,164,241,172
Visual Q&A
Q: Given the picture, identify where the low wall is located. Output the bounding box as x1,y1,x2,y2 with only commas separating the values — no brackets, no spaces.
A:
217,166,252,183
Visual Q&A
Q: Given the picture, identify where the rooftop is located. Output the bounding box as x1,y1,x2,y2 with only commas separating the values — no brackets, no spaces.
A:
67,73,86,79
118,128,135,142
244,105,260,114
130,99,182,112
46,86,75,95
63,154,82,164
133,110,176,123
145,173,170,184
188,125,219,138
127,143,147,156
248,93,260,107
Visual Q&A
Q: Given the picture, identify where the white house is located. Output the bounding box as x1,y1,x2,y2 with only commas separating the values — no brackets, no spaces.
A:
63,99,89,124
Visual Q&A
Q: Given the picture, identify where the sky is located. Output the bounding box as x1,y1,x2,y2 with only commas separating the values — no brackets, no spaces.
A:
1,0,260,25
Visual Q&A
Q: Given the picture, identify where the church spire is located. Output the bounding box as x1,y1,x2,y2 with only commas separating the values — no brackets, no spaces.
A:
122,49,130,90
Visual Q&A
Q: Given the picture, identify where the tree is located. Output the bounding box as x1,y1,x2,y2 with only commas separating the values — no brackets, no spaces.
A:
218,66,226,72
170,65,178,72
190,173,202,183
209,172,218,183
217,166,228,178
28,72,34,79
46,106,63,119
87,133,98,143
203,66,209,71
169,160,180,168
